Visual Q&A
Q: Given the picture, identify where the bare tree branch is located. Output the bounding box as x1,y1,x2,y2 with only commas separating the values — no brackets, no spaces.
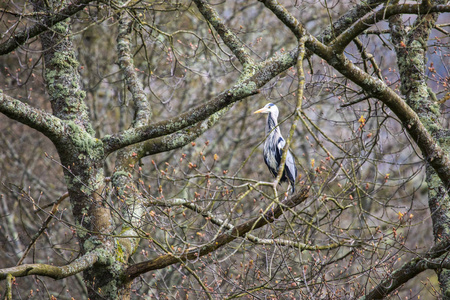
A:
363,250,450,299
332,3,450,53
0,0,93,55
193,0,254,65
124,185,310,281
149,197,344,251
16,192,69,266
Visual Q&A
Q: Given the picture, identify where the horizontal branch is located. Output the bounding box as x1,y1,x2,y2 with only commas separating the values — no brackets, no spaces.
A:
102,91,251,155
0,0,93,55
139,105,231,157
332,3,450,52
0,250,98,280
124,185,310,281
0,90,65,143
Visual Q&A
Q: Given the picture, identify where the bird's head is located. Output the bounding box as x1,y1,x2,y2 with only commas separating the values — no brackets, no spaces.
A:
253,103,278,115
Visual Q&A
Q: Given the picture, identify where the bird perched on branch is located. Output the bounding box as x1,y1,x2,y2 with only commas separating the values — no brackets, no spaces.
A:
254,103,297,194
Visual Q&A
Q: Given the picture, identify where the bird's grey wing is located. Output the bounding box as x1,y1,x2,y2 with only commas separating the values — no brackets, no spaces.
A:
276,137,285,165
276,137,285,155
286,150,297,181
277,138,298,183
263,154,278,178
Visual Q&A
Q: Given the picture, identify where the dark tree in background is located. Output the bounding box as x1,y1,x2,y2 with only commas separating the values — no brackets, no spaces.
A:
1,0,450,299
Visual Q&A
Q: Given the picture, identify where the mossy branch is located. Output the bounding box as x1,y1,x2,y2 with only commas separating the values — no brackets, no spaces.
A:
0,90,65,143
117,11,152,127
318,0,387,43
0,250,99,280
139,105,230,157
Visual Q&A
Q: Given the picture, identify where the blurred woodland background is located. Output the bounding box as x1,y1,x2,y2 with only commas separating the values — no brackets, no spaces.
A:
1,0,450,299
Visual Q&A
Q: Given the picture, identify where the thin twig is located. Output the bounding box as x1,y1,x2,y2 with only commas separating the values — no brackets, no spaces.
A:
17,192,69,266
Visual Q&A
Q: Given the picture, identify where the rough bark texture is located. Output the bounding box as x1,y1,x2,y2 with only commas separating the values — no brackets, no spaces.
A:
389,3,450,297
36,2,118,298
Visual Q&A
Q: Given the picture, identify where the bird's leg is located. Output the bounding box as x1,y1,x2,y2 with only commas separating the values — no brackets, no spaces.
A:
284,183,291,200
270,182,280,203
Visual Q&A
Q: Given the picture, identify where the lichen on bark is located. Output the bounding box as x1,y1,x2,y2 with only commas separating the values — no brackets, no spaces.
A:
389,7,450,296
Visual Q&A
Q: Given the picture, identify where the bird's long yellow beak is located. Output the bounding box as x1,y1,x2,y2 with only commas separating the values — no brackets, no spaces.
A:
253,107,268,114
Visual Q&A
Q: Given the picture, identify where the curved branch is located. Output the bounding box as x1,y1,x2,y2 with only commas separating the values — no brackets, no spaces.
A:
332,4,450,52
0,0,93,55
0,250,99,280
363,254,450,299
193,0,254,65
359,240,450,299
318,0,387,43
258,0,306,38
259,0,387,42
325,52,450,191
124,185,310,281
0,90,65,143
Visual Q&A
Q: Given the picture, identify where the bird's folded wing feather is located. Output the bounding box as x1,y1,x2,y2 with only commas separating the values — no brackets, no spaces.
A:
277,137,297,180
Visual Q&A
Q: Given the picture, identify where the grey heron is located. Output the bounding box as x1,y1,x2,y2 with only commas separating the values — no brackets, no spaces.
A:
254,103,297,193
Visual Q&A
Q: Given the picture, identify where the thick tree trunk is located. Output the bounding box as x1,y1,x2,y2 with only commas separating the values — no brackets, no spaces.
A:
37,4,131,297
389,8,450,298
